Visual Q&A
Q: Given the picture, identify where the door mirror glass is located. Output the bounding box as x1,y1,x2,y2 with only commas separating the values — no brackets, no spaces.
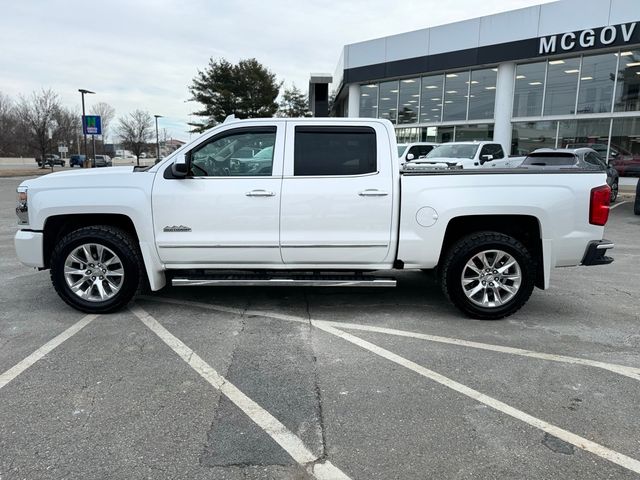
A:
171,153,189,177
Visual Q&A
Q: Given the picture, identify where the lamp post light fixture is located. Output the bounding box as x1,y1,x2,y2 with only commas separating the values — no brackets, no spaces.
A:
154,115,163,164
78,89,95,167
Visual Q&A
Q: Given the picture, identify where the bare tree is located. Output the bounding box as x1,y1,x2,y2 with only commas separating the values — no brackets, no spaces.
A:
17,89,60,167
53,106,81,155
91,102,115,142
0,92,17,156
116,110,153,166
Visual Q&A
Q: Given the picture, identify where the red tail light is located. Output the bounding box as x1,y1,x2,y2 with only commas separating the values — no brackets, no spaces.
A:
589,185,611,226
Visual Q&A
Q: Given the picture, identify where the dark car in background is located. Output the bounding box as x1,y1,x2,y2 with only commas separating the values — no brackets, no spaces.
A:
521,148,619,202
69,154,86,167
36,154,65,167
567,142,640,177
93,155,112,167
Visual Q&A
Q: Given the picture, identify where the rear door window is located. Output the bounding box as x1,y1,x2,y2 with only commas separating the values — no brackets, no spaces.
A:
294,127,377,176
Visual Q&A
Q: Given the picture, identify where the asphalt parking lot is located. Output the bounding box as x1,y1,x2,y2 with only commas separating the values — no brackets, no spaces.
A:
0,176,639,480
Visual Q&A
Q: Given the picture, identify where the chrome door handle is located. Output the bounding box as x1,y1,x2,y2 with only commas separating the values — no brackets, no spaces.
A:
358,189,388,197
246,189,275,197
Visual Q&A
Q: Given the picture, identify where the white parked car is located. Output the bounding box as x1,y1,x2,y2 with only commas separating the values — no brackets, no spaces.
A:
405,141,525,170
14,117,613,319
397,142,439,164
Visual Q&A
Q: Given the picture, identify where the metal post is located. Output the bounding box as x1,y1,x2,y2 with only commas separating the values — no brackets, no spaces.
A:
92,135,96,166
78,89,95,168
154,115,162,164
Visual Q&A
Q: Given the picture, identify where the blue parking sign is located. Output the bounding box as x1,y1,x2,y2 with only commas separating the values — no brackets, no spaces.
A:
83,115,102,135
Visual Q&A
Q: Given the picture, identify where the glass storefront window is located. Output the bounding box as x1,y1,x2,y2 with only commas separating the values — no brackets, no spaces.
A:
419,74,444,123
544,57,580,116
577,53,617,114
359,84,378,118
378,81,399,124
511,121,557,155
557,118,612,154
513,62,546,117
610,117,640,175
398,78,420,124
455,124,494,142
614,50,640,112
468,68,497,120
443,71,469,121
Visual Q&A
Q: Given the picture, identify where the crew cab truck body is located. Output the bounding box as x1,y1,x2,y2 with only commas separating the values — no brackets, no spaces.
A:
14,118,613,319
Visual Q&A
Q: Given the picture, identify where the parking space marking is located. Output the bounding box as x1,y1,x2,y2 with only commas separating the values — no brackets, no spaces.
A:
140,296,640,382
315,320,640,382
313,321,640,475
129,305,350,480
0,314,98,390
610,201,628,210
138,295,308,324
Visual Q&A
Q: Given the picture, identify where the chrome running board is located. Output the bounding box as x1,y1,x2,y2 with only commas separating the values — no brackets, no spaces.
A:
171,274,396,288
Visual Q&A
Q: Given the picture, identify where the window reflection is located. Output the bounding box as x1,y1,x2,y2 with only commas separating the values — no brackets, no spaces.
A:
614,50,640,112
398,78,420,124
419,74,444,123
511,121,557,155
544,57,580,115
577,53,617,114
513,62,546,117
443,71,469,121
468,68,497,120
378,81,399,124
359,84,378,118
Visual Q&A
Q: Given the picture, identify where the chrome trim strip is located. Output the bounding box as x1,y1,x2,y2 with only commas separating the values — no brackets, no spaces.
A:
596,243,614,250
159,245,279,249
172,278,397,288
281,244,388,248
282,171,380,179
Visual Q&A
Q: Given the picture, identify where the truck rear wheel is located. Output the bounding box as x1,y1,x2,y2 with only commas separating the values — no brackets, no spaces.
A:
440,232,536,320
50,226,143,313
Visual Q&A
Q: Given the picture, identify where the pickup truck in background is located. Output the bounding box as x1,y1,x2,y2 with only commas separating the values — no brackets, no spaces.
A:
397,142,439,164
14,118,613,320
404,141,525,170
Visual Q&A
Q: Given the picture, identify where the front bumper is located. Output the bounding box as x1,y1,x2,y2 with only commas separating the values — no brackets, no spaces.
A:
582,239,614,266
14,230,44,268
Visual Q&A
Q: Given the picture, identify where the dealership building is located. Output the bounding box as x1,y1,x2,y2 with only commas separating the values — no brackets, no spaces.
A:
312,0,640,159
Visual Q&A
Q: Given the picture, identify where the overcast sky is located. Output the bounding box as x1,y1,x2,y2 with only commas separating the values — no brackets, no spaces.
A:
1,0,555,141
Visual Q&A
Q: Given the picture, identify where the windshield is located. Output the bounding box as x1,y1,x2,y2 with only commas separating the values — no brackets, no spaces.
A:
426,144,479,160
397,145,408,157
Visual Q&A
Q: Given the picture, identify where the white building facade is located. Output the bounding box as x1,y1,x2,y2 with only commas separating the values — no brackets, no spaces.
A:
323,0,640,160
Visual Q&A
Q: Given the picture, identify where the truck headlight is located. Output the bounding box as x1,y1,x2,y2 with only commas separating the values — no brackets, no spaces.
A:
16,186,28,225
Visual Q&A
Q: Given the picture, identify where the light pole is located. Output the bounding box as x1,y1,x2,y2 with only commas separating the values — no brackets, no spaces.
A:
78,89,95,167
154,115,163,164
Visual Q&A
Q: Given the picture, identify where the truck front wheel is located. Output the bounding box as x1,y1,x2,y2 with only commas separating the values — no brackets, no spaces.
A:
50,226,143,313
440,232,536,320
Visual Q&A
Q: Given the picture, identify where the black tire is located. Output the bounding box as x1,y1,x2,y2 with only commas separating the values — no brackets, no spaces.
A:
440,231,536,320
610,181,618,203
50,226,144,313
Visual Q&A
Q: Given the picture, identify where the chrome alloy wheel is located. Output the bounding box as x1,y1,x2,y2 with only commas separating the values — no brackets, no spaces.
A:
63,243,125,302
461,249,522,308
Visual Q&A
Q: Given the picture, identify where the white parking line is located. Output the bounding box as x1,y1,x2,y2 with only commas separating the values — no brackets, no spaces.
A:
140,296,640,382
129,305,350,480
316,320,640,382
139,295,308,324
0,314,98,390
610,201,628,210
313,321,640,475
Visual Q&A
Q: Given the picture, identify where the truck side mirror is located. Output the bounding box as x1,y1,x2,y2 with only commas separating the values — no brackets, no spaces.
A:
171,152,190,177
479,154,494,165
406,153,415,161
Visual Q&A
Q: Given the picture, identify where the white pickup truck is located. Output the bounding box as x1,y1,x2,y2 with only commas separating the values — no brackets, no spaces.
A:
403,141,525,170
14,118,614,319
